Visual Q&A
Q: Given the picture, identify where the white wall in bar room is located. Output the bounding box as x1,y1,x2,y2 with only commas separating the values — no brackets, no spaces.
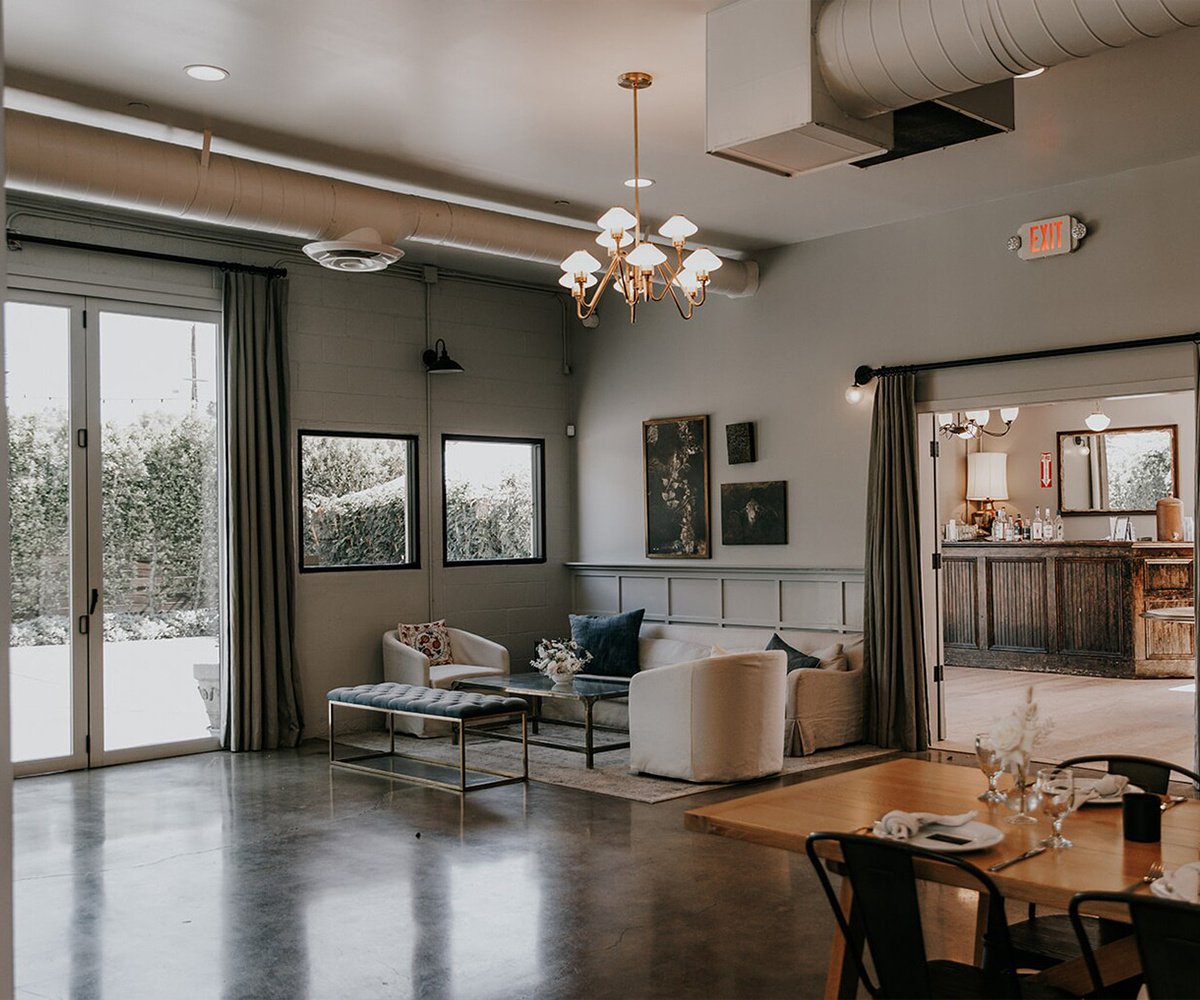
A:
570,151,1200,569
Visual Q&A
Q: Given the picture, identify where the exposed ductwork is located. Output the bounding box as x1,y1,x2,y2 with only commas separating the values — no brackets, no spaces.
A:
3,109,759,297
708,0,1200,176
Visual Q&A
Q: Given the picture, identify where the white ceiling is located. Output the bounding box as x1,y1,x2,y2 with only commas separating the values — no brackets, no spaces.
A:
6,0,1200,256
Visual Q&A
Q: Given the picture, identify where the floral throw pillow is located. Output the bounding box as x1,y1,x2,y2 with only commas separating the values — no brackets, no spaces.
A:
396,620,452,665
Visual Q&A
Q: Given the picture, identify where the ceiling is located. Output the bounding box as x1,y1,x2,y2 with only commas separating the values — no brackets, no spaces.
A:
7,0,1200,256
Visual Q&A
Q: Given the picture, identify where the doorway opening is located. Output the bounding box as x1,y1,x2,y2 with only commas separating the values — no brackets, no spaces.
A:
6,294,224,774
922,388,1196,765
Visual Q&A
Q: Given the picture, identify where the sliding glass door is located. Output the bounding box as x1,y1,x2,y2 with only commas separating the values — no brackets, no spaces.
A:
6,293,224,773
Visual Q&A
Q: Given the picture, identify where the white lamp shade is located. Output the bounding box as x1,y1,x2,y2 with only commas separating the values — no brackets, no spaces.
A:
626,242,668,269
659,214,698,241
682,247,722,273
1000,406,1020,423
560,250,601,274
936,412,954,428
1085,409,1111,432
673,268,701,294
964,409,990,424
596,230,633,250
966,452,1009,501
558,271,597,290
596,206,637,233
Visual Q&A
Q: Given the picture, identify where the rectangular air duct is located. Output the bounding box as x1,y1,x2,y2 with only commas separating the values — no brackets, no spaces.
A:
706,0,891,177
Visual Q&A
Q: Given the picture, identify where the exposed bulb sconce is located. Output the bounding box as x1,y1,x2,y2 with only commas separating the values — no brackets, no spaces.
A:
936,406,1018,439
1084,401,1111,432
1073,434,1091,456
844,383,865,405
422,338,464,374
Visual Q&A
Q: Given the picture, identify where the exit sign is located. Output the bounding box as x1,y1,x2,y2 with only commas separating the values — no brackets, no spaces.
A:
1013,215,1086,260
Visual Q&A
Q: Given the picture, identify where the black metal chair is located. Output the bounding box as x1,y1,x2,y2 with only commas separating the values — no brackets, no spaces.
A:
805,831,1066,999
1009,754,1198,972
1070,891,1200,999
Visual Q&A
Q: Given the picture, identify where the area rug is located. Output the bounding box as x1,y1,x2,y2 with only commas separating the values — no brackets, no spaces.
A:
341,726,897,803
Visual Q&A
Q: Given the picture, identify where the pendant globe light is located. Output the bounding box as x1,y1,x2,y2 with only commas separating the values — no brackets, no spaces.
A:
559,72,720,323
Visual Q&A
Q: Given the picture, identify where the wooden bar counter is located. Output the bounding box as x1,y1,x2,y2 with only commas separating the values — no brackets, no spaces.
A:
942,539,1194,678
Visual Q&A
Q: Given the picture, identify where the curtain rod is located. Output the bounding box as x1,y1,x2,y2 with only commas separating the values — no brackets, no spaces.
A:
5,231,288,278
852,331,1200,388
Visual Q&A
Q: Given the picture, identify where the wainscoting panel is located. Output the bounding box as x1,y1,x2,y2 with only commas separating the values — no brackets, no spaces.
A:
567,564,864,633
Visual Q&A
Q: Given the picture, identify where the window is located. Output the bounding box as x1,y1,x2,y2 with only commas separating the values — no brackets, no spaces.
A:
299,431,418,571
442,436,545,565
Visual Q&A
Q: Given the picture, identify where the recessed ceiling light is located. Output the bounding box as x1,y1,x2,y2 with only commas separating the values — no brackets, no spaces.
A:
126,101,150,111
553,199,571,206
1016,67,1044,79
624,177,654,188
184,64,229,82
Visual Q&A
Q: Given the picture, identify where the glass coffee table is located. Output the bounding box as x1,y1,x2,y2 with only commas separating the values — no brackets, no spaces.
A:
454,672,630,768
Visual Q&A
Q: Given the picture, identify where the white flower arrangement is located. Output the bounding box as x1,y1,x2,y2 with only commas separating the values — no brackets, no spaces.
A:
988,686,1051,773
531,638,593,683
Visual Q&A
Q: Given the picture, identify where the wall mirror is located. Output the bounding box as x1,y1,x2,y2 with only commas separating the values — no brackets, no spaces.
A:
1057,424,1178,515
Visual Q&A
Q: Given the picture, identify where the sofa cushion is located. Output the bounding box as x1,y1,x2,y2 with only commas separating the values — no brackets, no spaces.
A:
570,608,645,677
396,619,453,665
767,633,821,673
810,642,849,671
639,636,711,669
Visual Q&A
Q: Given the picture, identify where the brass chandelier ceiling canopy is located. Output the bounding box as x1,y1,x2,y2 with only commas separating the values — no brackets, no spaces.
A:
558,71,721,323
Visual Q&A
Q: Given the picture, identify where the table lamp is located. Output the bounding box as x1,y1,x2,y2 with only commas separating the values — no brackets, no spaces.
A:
966,452,1008,531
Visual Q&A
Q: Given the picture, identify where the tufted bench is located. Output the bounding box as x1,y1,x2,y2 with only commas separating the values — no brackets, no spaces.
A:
328,682,529,793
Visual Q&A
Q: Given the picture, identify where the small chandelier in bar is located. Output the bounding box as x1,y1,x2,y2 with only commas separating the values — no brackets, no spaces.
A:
559,71,721,323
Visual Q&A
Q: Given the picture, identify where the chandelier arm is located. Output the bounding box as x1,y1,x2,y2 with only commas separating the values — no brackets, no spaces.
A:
578,255,623,318
632,81,642,245
663,280,695,320
647,261,683,302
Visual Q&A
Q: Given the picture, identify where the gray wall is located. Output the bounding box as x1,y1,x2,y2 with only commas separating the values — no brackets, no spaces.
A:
7,200,573,739
571,151,1200,568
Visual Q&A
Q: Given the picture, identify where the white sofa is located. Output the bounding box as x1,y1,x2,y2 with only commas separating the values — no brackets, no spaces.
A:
628,650,787,782
381,627,510,734
543,623,865,756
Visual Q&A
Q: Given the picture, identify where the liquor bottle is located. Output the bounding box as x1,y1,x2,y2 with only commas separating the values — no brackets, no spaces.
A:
1043,509,1054,541
1005,514,1016,542
1055,511,1064,542
1032,506,1043,542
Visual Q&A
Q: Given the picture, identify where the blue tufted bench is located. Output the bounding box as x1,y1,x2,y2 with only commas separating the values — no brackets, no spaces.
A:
328,682,528,793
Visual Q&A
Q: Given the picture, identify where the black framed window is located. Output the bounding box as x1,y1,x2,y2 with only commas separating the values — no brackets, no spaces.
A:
298,430,419,572
442,435,545,566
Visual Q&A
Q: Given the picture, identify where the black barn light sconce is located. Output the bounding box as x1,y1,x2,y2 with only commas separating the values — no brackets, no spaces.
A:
422,338,464,374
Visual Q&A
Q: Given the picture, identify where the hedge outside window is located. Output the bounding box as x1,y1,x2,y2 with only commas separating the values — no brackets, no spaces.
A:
299,431,418,571
442,435,545,565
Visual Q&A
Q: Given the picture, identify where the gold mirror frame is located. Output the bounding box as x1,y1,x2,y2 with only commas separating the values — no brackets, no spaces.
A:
1056,423,1179,516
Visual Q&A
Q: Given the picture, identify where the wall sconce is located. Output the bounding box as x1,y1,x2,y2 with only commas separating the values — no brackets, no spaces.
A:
422,338,464,374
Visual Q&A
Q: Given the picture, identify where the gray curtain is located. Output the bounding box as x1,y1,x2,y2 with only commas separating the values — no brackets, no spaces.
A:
223,272,303,751
1194,344,1199,781
863,372,929,751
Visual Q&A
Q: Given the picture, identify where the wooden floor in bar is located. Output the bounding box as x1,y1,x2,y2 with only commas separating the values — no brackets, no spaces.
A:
939,665,1195,767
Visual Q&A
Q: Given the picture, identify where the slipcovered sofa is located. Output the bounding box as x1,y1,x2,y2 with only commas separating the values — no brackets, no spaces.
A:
542,623,865,756
628,650,787,781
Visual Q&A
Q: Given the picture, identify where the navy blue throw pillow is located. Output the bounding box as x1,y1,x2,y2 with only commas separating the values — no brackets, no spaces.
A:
766,633,820,673
569,609,645,677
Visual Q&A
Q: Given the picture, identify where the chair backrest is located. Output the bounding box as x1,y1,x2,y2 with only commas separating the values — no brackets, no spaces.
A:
805,832,1019,999
1070,891,1200,999
1056,754,1200,794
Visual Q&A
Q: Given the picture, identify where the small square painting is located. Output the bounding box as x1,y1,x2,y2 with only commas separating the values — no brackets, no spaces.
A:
726,422,756,464
721,481,787,545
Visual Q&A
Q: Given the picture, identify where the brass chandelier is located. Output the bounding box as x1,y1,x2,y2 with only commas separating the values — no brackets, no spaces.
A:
559,71,721,323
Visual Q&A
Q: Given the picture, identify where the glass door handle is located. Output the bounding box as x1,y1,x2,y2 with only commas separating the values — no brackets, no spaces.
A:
89,589,99,615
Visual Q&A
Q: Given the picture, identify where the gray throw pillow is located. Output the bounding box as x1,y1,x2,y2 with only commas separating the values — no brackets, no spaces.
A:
766,633,821,673
569,608,645,677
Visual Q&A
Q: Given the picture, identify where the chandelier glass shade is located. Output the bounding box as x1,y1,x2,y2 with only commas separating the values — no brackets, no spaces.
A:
936,407,1019,439
559,71,720,323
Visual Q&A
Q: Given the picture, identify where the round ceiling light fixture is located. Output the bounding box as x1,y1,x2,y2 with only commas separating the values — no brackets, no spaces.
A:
185,64,230,82
1084,402,1111,432
624,177,654,188
302,227,404,272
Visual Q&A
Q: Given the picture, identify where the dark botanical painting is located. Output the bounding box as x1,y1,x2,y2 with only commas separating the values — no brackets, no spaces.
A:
721,481,787,546
726,421,756,464
643,416,710,558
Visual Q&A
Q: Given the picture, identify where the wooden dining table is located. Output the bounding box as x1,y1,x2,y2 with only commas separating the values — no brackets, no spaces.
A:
685,757,1200,998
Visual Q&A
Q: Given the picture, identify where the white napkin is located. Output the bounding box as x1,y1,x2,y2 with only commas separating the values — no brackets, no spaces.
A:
1154,861,1200,904
1076,774,1130,803
872,809,976,841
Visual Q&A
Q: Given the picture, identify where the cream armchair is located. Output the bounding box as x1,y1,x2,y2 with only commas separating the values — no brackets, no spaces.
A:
628,650,786,782
381,627,510,735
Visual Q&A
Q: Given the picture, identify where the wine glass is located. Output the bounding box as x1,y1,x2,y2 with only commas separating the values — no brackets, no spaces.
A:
1037,767,1076,849
975,733,1005,803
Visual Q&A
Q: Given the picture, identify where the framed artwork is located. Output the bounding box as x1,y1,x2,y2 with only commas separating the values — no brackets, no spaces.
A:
643,415,710,558
726,421,757,464
721,481,788,545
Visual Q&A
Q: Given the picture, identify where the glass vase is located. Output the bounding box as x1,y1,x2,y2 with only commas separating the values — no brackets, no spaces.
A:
1005,763,1038,825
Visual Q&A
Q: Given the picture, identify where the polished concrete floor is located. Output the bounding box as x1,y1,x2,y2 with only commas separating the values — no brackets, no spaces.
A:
13,742,878,1000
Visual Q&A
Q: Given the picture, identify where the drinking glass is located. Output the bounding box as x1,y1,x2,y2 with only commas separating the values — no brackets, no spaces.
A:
974,733,1005,803
1037,767,1076,849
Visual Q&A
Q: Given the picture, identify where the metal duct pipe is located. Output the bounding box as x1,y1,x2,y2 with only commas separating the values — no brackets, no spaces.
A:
4,109,758,297
817,0,1200,119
